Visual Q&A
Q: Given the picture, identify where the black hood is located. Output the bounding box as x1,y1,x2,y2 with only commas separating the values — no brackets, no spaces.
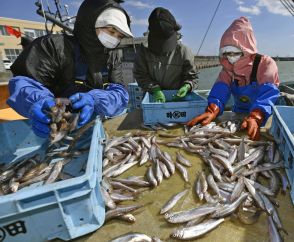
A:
74,0,131,82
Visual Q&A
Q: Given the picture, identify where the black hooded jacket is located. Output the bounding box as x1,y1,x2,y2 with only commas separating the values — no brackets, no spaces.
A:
11,0,131,97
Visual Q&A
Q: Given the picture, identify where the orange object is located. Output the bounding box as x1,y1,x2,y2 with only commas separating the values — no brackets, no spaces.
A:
187,103,220,126
241,109,264,140
0,108,26,122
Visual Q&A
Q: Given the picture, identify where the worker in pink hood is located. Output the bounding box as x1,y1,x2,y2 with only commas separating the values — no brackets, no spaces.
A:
187,17,280,140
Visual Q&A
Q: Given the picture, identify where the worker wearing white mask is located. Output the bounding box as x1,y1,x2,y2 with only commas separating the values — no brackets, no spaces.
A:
188,17,280,141
95,8,133,49
220,46,243,65
8,0,133,138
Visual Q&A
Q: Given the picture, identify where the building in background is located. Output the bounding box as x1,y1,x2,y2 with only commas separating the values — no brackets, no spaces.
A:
0,17,62,109
0,17,61,63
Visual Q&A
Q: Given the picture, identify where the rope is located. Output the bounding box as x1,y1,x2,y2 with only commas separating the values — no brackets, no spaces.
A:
284,0,294,14
280,0,294,16
40,0,50,33
196,0,222,56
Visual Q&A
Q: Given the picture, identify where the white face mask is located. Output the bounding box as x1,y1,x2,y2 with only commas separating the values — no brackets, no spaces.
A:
227,55,242,64
97,31,120,49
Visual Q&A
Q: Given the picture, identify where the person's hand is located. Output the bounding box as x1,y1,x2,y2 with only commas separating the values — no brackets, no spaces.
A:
241,109,264,140
173,83,191,101
69,92,95,126
186,103,220,126
151,86,166,103
29,98,55,138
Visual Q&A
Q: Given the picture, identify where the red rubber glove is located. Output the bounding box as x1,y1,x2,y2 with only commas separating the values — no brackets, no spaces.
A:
241,109,264,141
187,103,220,126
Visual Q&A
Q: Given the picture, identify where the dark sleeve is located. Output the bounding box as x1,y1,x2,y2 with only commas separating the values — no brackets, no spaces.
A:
107,49,124,86
11,35,73,93
181,45,199,91
133,45,156,91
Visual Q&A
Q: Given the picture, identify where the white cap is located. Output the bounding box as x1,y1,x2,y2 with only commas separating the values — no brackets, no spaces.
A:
95,8,133,38
219,46,242,56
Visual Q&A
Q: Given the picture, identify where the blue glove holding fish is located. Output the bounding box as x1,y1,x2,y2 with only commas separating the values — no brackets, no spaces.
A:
29,97,56,138
69,92,95,127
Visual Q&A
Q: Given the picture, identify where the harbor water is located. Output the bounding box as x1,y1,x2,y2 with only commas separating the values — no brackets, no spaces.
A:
198,61,294,90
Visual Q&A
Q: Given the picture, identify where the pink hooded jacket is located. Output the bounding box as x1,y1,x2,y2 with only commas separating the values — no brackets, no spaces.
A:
217,17,280,87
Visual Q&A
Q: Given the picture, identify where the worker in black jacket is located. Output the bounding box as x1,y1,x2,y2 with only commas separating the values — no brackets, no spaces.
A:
7,0,133,138
133,7,198,103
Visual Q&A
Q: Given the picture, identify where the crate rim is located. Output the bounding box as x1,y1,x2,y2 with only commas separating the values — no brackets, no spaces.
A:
272,105,294,144
141,90,207,105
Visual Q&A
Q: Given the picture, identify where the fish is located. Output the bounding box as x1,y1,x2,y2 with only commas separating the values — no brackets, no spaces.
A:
100,186,116,209
109,233,161,242
165,203,218,224
105,204,144,221
176,151,192,167
211,192,248,218
268,216,283,242
146,167,158,187
117,213,136,223
160,189,189,214
207,174,221,198
175,162,189,182
44,159,65,184
170,218,225,240
230,177,245,202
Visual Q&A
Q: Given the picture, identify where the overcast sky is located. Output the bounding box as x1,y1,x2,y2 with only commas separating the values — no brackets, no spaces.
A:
1,0,294,57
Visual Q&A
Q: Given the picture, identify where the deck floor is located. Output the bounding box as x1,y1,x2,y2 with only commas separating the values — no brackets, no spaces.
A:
54,110,294,242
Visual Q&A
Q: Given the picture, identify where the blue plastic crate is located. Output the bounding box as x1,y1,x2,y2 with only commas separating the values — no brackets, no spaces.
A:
128,82,143,94
270,105,294,204
130,101,142,110
0,117,105,242
141,90,207,125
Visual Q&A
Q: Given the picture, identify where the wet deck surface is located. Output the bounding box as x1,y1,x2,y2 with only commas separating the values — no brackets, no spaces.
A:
56,110,294,242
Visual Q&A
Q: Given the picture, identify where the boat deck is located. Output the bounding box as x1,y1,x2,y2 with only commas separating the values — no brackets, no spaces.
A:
50,110,294,242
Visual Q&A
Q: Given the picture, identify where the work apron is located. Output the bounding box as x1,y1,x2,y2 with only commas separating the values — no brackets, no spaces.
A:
231,54,262,113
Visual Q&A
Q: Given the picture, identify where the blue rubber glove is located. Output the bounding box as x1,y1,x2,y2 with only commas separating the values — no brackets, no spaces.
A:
29,98,56,138
69,93,95,127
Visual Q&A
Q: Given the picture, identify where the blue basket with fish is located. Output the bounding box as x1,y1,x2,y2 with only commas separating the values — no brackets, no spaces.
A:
0,117,105,242
141,90,207,125
270,105,294,203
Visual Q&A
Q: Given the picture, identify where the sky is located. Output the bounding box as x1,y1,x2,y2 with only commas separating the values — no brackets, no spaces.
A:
0,0,294,57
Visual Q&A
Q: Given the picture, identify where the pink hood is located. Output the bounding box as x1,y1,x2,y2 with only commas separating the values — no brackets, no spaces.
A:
217,17,279,87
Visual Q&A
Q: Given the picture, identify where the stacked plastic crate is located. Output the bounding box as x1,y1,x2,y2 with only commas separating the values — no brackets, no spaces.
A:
121,62,135,86
127,82,144,111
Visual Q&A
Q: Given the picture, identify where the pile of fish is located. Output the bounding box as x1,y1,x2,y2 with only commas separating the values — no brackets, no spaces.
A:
0,118,95,195
48,98,79,144
164,122,287,241
102,121,288,241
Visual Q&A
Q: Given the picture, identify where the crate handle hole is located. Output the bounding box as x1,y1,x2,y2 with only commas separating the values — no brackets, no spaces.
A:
277,129,280,138
58,224,63,228
288,155,293,169
80,218,84,221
